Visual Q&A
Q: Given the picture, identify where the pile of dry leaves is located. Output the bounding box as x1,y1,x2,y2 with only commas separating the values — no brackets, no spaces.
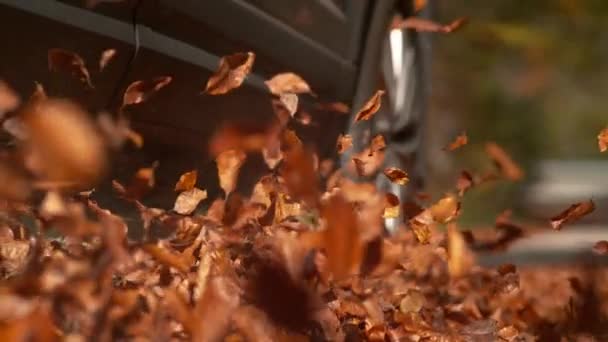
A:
2,17,608,341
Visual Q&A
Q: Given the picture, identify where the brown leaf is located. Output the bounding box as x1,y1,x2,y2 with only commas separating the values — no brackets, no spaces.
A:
383,193,400,219
550,200,595,230
141,243,190,273
409,210,433,244
447,223,473,278
48,48,93,88
383,167,409,186
0,162,31,201
99,48,117,71
456,170,474,196
278,93,299,116
0,81,19,116
122,76,172,107
444,132,468,151
429,194,460,223
123,163,157,200
322,194,363,280
592,240,608,255
262,139,283,170
399,289,425,313
174,188,207,215
351,148,385,177
22,99,107,189
485,142,524,181
370,134,386,154
216,149,246,196
205,52,255,95
354,90,384,122
396,17,468,33
174,170,198,192
598,127,608,152
209,121,280,156
280,146,318,207
336,134,353,154
265,72,312,96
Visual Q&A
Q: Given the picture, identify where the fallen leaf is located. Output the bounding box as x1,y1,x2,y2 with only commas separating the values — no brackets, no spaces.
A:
396,17,468,33
205,52,255,95
322,194,363,280
0,81,19,117
485,142,524,181
122,76,172,107
174,170,198,192
384,167,409,186
48,48,93,88
354,90,384,122
592,240,608,255
265,72,312,96
550,200,595,230
22,99,107,189
174,188,207,215
598,127,608,152
444,132,468,151
336,134,353,154
216,149,246,196
99,48,117,71
429,194,460,223
456,170,474,196
399,289,425,313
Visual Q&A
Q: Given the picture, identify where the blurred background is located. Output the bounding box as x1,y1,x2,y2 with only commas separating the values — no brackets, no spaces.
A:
426,0,608,227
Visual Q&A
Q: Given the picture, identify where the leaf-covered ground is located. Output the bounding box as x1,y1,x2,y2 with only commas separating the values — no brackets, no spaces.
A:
2,4,608,341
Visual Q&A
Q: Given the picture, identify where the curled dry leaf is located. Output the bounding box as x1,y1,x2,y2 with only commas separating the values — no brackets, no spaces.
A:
21,99,107,189
396,17,468,33
456,170,474,196
47,48,93,88
383,193,400,219
123,164,157,200
262,139,283,170
354,90,384,122
485,142,524,181
598,127,608,152
429,194,460,223
205,52,255,95
174,188,207,215
447,223,473,278
216,149,246,196
351,148,385,177
550,200,595,230
265,72,312,96
444,132,468,151
592,240,608,255
0,81,19,117
370,134,386,154
278,93,299,117
174,170,198,192
209,121,280,156
281,146,318,207
322,194,363,280
383,167,409,186
336,134,353,154
409,209,433,244
99,48,116,71
122,76,172,107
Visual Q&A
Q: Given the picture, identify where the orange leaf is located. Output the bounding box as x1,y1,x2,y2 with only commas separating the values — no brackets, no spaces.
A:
174,188,207,215
396,17,468,33
550,200,595,230
444,132,468,151
0,81,19,115
383,167,409,186
209,122,280,156
336,134,353,154
99,48,117,71
370,134,386,154
447,223,473,278
322,194,363,280
122,76,172,107
598,127,608,152
48,48,93,88
205,52,255,95
485,142,524,181
216,149,246,196
351,148,385,177
354,90,384,122
280,146,318,207
383,193,400,219
265,72,312,96
592,240,608,255
456,170,474,196
278,93,299,116
175,170,198,192
429,194,460,224
414,0,427,12
124,163,157,199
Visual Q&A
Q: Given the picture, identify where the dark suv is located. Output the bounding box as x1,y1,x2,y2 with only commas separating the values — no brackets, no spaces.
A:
0,0,431,229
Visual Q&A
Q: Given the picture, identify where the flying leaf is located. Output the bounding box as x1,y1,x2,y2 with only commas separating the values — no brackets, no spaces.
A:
409,210,433,244
0,162,31,201
175,170,198,192
396,17,468,33
216,149,246,196
383,193,400,219
383,167,409,186
209,121,280,156
278,93,299,116
550,200,595,230
485,142,524,181
322,194,363,280
22,99,107,189
429,194,460,224
444,132,468,151
456,170,474,196
336,134,353,154
262,140,283,170
0,81,19,117
265,72,312,96
48,48,93,88
370,134,386,154
174,188,207,215
447,223,473,278
205,52,255,95
592,240,608,255
99,48,117,71
280,146,319,207
351,148,385,177
598,127,608,152
354,90,384,122
122,76,172,107
123,163,158,199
